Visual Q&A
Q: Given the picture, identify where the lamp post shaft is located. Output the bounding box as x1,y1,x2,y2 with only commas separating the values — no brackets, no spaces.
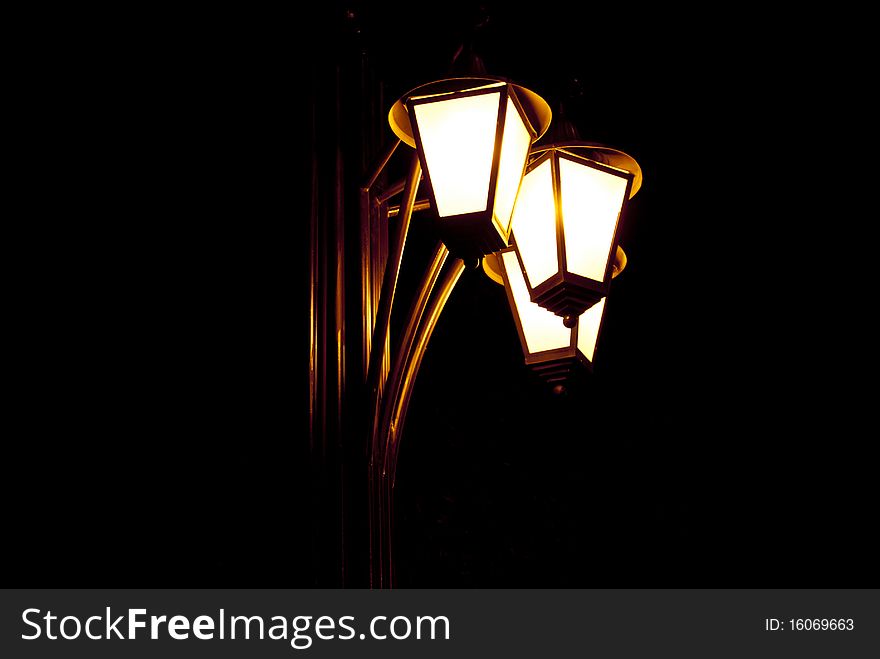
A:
309,26,467,587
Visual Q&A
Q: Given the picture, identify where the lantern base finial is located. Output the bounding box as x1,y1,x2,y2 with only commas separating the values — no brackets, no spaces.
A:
562,315,576,329
529,353,594,392
530,354,583,386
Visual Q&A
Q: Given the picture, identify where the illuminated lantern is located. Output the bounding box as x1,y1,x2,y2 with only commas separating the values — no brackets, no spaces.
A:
488,246,626,386
508,143,641,326
388,78,551,260
497,248,606,385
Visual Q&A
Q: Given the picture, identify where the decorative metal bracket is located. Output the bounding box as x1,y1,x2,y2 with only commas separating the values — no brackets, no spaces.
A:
360,142,465,588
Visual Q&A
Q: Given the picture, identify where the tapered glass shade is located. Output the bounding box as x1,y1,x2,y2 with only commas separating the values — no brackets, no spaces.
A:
391,78,551,259
502,249,569,354
509,144,638,320
559,157,629,282
508,159,557,286
500,248,608,376
493,96,533,237
411,90,501,218
575,297,605,363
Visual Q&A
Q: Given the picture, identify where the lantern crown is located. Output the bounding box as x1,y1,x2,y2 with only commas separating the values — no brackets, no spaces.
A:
388,77,552,149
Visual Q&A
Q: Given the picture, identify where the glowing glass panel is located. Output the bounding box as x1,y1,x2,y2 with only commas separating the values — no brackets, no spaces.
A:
412,91,501,217
492,97,532,239
509,159,558,287
559,158,628,282
502,250,570,354
576,297,606,362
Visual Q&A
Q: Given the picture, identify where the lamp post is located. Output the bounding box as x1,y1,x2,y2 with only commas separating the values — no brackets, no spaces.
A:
309,22,645,586
507,142,642,326
483,245,626,390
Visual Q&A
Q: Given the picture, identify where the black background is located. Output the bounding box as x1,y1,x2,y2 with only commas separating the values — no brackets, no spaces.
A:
8,4,873,587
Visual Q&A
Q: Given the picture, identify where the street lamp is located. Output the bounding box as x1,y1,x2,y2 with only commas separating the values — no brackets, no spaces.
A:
388,77,551,260
313,43,647,584
507,142,642,326
484,245,626,388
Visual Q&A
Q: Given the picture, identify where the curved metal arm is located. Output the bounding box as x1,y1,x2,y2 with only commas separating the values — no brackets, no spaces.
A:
359,139,401,376
372,242,448,468
384,257,465,485
368,253,463,589
361,139,400,192
359,147,464,589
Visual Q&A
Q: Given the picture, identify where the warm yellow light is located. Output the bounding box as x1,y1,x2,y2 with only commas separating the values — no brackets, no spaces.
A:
412,89,501,217
492,97,532,238
501,250,569,354
559,157,629,282
509,159,557,286
391,79,550,258
576,297,605,362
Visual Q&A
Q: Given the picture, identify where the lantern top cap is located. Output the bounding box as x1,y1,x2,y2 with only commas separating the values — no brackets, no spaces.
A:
482,245,627,286
531,141,643,198
388,76,552,148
